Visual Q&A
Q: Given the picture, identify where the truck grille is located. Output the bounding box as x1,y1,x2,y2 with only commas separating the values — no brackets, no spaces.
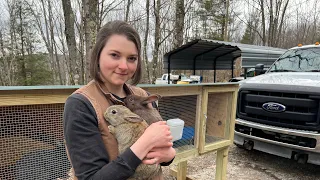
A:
237,90,320,131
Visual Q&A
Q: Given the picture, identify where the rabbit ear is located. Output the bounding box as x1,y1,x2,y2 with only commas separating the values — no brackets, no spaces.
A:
124,115,143,123
141,94,161,105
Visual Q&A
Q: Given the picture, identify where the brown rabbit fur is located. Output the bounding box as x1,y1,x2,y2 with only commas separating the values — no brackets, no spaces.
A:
104,105,161,180
124,94,163,125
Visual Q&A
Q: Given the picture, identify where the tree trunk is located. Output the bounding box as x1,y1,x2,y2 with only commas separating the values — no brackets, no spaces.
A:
18,5,27,85
275,0,289,47
0,31,5,58
83,0,98,83
259,0,266,45
143,0,151,83
48,0,63,84
8,3,16,86
223,0,229,41
79,0,85,84
174,0,185,48
125,0,132,22
0,30,6,85
62,0,77,85
41,0,56,84
268,0,273,46
152,0,161,83
56,18,71,84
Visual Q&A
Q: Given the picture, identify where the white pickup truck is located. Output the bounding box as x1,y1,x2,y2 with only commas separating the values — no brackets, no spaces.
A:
155,74,201,84
234,42,320,165
155,74,180,84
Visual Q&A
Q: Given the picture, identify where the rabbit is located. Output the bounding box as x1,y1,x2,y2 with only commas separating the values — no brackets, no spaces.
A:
104,105,161,180
123,94,163,125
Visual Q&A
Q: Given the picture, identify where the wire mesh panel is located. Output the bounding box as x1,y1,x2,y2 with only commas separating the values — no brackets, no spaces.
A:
0,104,71,180
158,95,197,153
205,92,231,145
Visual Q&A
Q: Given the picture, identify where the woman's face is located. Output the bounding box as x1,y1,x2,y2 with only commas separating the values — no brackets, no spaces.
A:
99,34,138,87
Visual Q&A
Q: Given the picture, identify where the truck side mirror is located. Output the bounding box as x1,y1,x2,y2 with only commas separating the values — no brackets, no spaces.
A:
254,64,265,76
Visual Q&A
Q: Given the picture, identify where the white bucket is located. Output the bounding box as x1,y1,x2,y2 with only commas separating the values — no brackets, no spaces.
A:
167,118,184,142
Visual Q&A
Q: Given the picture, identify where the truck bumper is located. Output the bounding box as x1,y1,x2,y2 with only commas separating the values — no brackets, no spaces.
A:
234,118,320,165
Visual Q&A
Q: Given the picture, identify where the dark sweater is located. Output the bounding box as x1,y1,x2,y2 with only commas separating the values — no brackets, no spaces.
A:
63,93,172,180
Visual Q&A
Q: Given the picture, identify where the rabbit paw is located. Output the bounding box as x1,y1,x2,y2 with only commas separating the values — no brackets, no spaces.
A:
108,125,115,134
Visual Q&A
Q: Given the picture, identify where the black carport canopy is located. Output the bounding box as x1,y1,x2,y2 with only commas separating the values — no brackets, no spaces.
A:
163,39,242,71
163,39,287,72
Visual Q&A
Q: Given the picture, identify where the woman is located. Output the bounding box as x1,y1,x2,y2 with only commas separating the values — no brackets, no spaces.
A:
63,20,176,180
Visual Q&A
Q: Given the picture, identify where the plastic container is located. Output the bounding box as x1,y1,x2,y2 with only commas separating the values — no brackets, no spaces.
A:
167,118,185,141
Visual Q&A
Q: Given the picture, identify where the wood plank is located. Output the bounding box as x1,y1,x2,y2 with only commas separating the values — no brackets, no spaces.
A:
0,94,69,106
206,93,229,139
143,86,201,97
203,140,232,152
0,88,76,95
170,168,193,180
215,147,229,180
177,161,188,180
205,85,238,93
228,91,238,141
173,149,199,164
199,88,208,154
223,93,233,139
194,94,202,149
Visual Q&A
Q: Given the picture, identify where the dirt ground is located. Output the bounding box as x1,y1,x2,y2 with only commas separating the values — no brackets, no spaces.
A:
162,144,320,180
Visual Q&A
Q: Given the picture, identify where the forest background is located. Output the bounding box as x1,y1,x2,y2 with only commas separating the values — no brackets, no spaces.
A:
0,0,319,86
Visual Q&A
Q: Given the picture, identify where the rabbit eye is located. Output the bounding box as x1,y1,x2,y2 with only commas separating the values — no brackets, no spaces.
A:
129,98,134,102
111,110,117,114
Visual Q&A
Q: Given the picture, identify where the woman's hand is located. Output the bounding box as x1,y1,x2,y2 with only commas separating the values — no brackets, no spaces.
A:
142,146,176,165
130,121,173,160
142,121,173,148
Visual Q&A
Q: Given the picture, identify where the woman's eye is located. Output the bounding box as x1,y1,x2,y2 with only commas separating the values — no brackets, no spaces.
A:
110,53,119,59
128,57,137,61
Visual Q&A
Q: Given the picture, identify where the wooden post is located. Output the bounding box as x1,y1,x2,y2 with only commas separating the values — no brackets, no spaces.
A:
199,87,208,154
177,160,188,180
215,147,229,180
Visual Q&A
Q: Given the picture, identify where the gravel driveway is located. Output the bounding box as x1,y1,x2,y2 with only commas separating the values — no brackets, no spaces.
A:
163,144,320,180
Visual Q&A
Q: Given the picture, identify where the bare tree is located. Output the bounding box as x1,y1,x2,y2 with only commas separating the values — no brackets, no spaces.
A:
223,0,229,41
62,0,77,85
269,0,289,47
17,4,27,85
258,0,266,45
5,0,19,85
56,16,72,84
47,0,63,84
39,0,56,82
27,0,64,84
174,0,185,48
151,0,161,83
257,0,289,46
0,29,6,85
143,0,152,83
83,0,98,83
125,0,133,22
98,0,124,29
